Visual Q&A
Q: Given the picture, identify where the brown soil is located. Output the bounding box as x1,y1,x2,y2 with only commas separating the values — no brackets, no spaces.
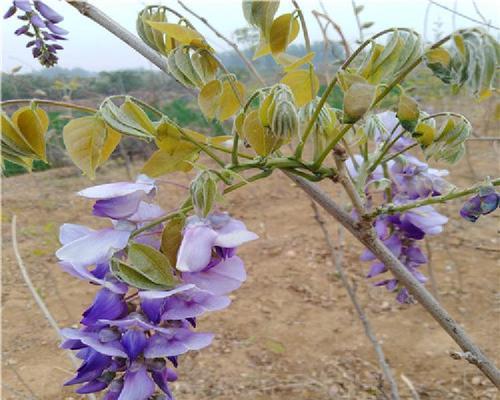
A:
2,118,499,399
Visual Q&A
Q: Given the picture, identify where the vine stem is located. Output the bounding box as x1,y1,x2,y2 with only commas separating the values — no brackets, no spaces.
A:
292,0,312,54
1,98,96,113
59,1,500,386
366,177,500,218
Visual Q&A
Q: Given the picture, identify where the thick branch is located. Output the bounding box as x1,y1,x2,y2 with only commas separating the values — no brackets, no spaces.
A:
286,172,500,387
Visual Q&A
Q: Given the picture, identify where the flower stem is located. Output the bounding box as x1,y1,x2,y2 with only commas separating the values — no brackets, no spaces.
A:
1,98,96,113
367,177,500,218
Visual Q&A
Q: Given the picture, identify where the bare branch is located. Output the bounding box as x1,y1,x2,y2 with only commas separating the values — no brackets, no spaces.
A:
424,238,440,301
310,202,400,400
400,374,421,400
427,0,500,30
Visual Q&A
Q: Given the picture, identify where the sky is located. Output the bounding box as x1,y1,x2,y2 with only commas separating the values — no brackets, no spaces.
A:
1,0,499,73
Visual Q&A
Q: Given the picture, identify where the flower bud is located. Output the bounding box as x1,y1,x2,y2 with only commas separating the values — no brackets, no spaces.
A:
190,171,219,218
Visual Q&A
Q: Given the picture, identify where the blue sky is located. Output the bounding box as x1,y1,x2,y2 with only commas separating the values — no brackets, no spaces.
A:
1,0,499,72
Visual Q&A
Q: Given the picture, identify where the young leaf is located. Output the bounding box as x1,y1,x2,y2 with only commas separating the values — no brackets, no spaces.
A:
219,80,245,121
142,140,199,177
63,115,107,179
11,105,49,161
146,21,209,49
276,51,315,72
98,126,121,167
413,122,436,147
343,83,376,123
121,99,156,135
396,94,419,132
280,69,319,107
100,99,154,139
160,214,186,267
111,258,172,290
1,111,36,157
127,242,177,287
198,79,223,119
269,13,300,55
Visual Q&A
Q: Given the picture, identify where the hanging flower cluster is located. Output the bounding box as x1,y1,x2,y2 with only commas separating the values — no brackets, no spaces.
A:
4,0,68,67
57,175,258,398
351,112,450,303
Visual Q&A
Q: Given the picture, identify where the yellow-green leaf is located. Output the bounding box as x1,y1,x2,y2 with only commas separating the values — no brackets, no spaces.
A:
1,111,34,156
219,80,245,121
343,83,376,123
396,94,419,132
160,214,186,267
146,21,209,49
142,140,199,177
280,69,319,107
413,122,436,147
98,126,121,166
279,51,315,72
121,99,156,135
11,106,49,161
63,115,107,179
198,80,222,119
269,13,300,55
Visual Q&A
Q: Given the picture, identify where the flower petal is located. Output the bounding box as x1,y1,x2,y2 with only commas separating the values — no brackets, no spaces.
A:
176,224,217,272
118,365,155,400
59,223,95,245
78,176,155,199
213,219,258,248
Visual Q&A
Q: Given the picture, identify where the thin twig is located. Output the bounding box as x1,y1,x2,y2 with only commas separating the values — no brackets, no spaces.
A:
424,238,439,301
427,0,500,30
401,374,421,400
11,215,97,400
177,0,266,86
310,202,400,400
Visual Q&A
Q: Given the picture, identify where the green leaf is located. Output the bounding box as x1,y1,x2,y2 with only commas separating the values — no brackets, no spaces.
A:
111,258,172,290
127,242,178,287
160,214,186,267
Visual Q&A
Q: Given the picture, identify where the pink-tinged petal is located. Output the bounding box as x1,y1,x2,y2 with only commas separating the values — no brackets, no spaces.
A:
214,219,258,248
176,224,217,272
56,228,131,267
78,176,155,199
59,223,95,245
118,364,155,400
182,256,246,295
127,202,165,223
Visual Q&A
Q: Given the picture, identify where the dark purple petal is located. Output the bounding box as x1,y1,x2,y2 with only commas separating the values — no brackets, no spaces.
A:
81,289,127,326
65,350,111,385
396,288,410,304
34,0,63,22
152,367,177,398
121,329,148,361
46,21,68,35
366,262,387,278
92,191,144,220
14,25,29,35
140,297,164,324
480,192,499,215
3,5,17,19
76,378,109,394
14,0,31,12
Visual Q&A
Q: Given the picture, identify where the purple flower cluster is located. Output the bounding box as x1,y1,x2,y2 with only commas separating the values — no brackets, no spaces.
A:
4,0,67,67
353,113,450,303
57,176,257,398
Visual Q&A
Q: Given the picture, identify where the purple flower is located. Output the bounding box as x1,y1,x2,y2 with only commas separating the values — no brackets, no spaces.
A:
34,0,63,23
14,25,29,35
81,288,128,326
177,213,258,272
46,21,68,35
3,5,17,19
460,187,499,222
14,0,31,12
30,13,46,28
78,175,156,220
119,363,155,399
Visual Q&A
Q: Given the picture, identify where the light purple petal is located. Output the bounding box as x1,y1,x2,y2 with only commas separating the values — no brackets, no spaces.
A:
59,262,127,294
34,0,63,22
60,329,127,357
14,0,31,12
46,21,68,35
56,228,131,267
59,223,95,245
214,219,258,248
78,176,155,199
92,191,145,219
139,284,195,300
176,224,217,272
118,365,155,400
144,329,213,358
127,202,165,223
182,256,246,295
162,291,230,320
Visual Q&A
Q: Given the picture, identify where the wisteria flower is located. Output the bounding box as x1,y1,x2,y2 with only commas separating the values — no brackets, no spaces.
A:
460,186,499,222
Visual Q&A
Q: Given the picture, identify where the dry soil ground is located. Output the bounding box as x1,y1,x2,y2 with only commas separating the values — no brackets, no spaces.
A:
1,109,499,399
